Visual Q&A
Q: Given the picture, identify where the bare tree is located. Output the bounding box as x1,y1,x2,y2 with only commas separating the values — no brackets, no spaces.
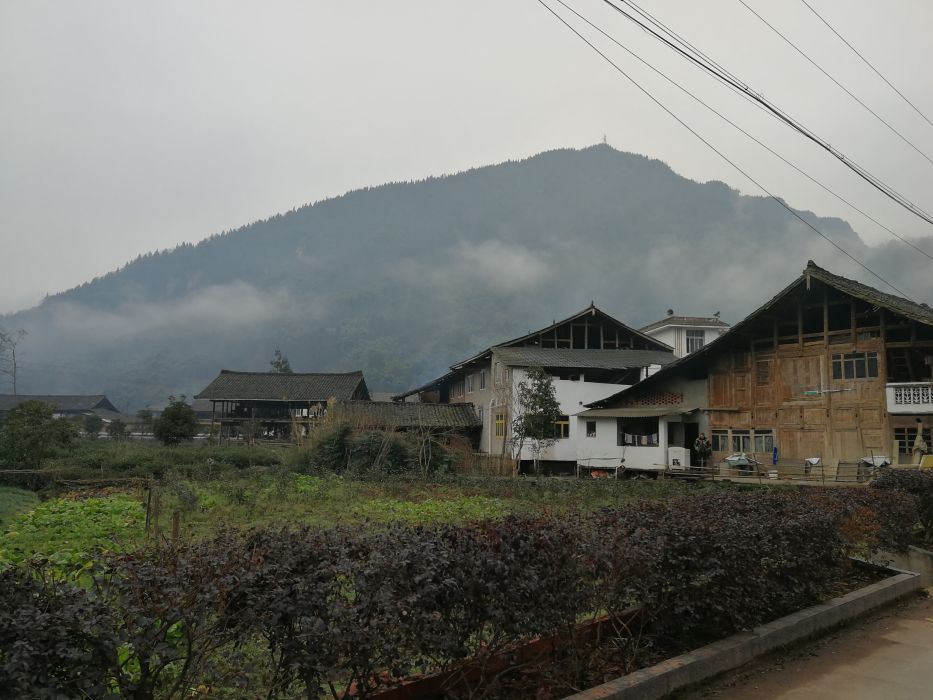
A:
0,328,26,395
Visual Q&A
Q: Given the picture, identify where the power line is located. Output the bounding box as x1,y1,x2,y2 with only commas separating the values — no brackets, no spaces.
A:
599,0,933,229
535,0,913,299
549,0,933,261
799,0,933,130
737,0,933,166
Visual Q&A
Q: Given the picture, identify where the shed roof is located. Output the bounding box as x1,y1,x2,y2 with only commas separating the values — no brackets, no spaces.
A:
194,370,369,402
0,394,117,413
331,401,481,429
587,260,933,409
492,347,675,369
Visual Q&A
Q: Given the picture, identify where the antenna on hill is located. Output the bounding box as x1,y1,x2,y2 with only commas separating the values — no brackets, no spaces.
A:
601,133,608,145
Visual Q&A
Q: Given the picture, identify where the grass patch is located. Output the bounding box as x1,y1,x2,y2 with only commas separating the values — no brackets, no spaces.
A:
0,486,39,529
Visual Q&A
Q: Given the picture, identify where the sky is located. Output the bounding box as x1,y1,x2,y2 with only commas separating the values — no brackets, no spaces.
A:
2,0,932,314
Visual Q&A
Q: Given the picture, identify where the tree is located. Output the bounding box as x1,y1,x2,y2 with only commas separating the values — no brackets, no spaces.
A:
0,400,75,467
83,414,104,440
108,419,128,441
135,408,154,435
0,328,26,395
510,366,561,477
152,396,199,446
270,347,293,373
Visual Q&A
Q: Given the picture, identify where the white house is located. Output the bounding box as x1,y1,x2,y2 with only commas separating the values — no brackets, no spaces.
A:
394,304,675,473
640,311,730,358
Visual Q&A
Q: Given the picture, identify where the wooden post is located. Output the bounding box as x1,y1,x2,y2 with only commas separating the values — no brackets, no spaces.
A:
151,484,161,540
144,485,153,537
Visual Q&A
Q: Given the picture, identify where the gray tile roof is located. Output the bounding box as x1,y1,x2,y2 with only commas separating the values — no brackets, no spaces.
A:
331,401,481,429
492,347,675,369
640,315,730,332
194,370,369,402
0,394,117,413
805,262,933,327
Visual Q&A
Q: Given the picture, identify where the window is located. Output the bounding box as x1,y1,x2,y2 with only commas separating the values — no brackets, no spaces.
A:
554,415,570,439
616,417,659,446
451,380,464,399
466,374,474,393
586,420,597,438
731,429,751,453
494,412,507,438
894,427,932,456
477,405,484,425
711,430,729,451
494,362,504,386
686,329,705,354
479,370,486,390
753,429,774,454
832,351,879,380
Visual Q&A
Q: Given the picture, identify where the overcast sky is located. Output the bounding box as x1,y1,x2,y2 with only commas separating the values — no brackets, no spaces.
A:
2,0,932,314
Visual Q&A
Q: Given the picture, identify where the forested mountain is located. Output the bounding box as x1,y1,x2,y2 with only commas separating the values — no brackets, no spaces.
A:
3,145,931,409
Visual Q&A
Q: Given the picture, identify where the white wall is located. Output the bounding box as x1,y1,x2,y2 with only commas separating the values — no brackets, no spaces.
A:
510,369,630,462
644,325,729,358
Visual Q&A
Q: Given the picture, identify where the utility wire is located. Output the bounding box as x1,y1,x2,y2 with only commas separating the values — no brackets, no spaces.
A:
535,0,912,299
737,0,933,166
799,0,933,130
600,0,933,228
550,0,933,261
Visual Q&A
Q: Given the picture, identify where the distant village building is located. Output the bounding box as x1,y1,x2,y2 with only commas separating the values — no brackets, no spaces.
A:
640,311,731,358
583,261,933,475
394,304,675,473
194,370,370,441
0,394,122,422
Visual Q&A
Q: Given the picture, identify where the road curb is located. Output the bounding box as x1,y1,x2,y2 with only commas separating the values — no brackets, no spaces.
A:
562,569,923,700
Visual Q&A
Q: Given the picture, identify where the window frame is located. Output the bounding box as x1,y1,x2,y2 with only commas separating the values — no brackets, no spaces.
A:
586,420,597,438
832,351,879,380
554,415,570,440
494,411,507,438
685,329,705,354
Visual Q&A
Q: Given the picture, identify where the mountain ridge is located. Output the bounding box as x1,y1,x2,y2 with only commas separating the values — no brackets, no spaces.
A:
3,145,929,409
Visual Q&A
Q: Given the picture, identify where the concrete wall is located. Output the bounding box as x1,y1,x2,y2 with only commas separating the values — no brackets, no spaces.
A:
645,325,728,358
511,368,629,462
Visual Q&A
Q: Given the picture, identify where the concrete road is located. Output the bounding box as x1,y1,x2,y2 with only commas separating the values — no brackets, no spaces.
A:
678,593,933,700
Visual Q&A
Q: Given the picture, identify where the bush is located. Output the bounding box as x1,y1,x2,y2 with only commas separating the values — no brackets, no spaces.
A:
0,490,901,698
0,567,119,699
872,469,933,539
0,401,76,468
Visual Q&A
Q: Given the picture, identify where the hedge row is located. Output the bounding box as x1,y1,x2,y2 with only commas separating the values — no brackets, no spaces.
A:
0,489,916,700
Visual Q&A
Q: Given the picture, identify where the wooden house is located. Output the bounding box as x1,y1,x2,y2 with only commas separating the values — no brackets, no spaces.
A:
583,261,933,474
194,370,370,441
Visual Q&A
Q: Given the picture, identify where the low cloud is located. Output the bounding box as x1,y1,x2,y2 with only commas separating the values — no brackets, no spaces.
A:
40,282,313,341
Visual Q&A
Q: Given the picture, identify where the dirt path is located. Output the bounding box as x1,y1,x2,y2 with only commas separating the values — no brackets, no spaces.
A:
677,592,933,700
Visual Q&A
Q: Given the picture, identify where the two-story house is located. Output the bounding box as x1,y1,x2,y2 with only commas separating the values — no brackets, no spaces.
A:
394,304,675,473
582,261,933,476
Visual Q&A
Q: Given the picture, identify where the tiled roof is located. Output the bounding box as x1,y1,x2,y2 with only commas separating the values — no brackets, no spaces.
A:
492,347,675,369
331,401,481,429
194,370,369,402
586,260,933,409
640,315,730,332
0,394,116,413
805,262,933,327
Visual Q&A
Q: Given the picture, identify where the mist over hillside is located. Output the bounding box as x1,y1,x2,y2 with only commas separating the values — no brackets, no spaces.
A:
3,145,931,409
